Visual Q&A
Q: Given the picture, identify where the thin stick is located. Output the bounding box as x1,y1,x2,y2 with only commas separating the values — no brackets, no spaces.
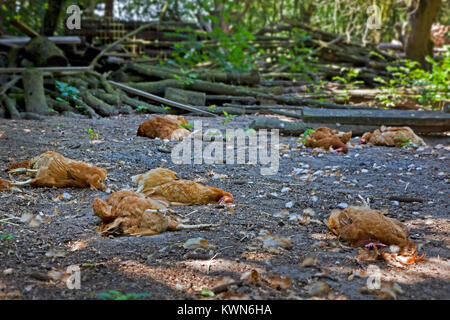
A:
109,80,217,117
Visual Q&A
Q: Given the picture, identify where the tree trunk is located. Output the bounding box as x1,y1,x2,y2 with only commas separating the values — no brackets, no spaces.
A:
41,0,64,36
405,0,441,70
22,69,49,115
105,0,114,18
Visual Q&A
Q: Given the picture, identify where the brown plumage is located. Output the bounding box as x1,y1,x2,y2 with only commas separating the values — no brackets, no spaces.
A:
93,190,215,236
5,160,30,172
360,126,424,147
132,168,178,193
8,151,107,190
304,127,352,153
0,179,11,191
328,206,409,248
136,115,191,141
134,168,234,205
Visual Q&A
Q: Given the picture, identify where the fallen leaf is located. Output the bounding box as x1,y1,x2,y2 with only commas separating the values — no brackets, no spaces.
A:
45,249,66,258
0,131,4,139
183,238,216,250
240,269,261,284
257,233,292,250
308,281,330,297
268,275,291,290
299,256,318,268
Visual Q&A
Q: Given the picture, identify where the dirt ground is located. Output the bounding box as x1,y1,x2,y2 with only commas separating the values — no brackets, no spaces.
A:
0,113,449,300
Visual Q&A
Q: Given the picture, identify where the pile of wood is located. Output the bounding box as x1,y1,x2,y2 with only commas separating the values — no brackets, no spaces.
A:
0,18,448,134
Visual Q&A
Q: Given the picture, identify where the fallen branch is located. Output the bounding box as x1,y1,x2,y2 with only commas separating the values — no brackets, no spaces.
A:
109,80,217,116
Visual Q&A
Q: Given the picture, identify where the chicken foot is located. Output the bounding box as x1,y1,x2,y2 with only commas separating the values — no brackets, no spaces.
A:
8,168,38,175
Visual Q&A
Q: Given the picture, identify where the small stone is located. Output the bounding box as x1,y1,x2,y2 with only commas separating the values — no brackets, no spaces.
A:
285,201,295,209
61,192,72,200
337,202,348,209
3,268,14,275
392,201,400,206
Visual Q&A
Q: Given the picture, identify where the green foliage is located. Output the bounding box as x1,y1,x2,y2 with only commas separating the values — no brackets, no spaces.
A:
85,128,99,140
200,289,215,297
173,68,198,85
0,233,15,243
179,122,193,130
375,48,450,109
170,25,256,72
136,105,148,112
161,104,171,110
55,81,80,101
222,110,238,125
207,104,217,112
91,290,151,300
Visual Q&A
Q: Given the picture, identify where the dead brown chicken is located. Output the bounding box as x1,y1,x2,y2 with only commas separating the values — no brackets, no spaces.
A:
93,190,215,236
132,168,179,193
304,127,352,153
134,168,234,205
360,126,424,147
136,115,191,141
8,151,107,190
328,206,409,248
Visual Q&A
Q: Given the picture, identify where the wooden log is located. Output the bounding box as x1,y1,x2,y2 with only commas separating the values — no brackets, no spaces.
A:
126,63,261,85
164,87,206,106
81,92,118,117
120,95,169,114
10,19,39,37
24,36,68,67
250,118,383,136
91,90,121,106
0,66,91,74
0,75,21,95
22,68,48,114
301,107,450,132
2,95,21,119
0,36,81,47
46,97,76,113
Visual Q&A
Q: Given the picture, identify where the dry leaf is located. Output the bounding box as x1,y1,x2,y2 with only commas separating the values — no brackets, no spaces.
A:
268,275,291,290
308,281,330,296
240,269,261,284
0,131,4,139
257,233,292,250
45,249,66,258
300,256,318,268
183,237,216,250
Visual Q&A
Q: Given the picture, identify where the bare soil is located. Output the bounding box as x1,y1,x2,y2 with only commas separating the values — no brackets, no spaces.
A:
0,114,449,300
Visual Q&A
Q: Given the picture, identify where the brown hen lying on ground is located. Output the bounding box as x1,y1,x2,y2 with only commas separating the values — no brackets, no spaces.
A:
136,115,191,141
133,168,234,205
93,190,216,236
8,151,107,190
304,127,352,153
360,126,425,147
328,206,409,248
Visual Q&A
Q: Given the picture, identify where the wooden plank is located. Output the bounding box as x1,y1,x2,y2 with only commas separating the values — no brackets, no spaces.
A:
302,107,450,128
0,67,90,74
0,36,82,47
108,80,217,117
